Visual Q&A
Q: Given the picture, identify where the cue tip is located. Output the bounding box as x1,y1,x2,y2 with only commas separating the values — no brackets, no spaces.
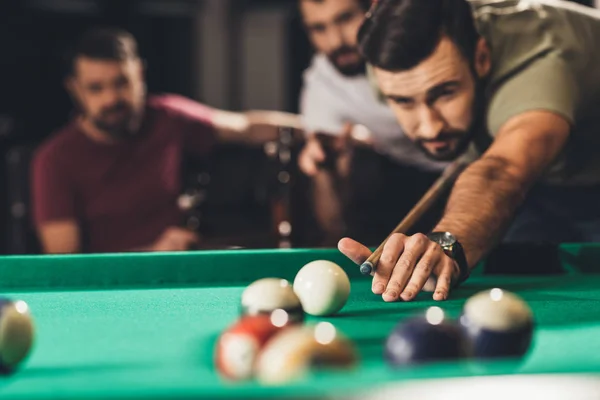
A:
360,261,374,276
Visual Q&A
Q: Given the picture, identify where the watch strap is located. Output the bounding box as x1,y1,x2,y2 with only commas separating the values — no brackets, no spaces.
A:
427,232,470,287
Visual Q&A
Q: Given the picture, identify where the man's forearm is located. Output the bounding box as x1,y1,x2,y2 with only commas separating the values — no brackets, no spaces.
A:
313,170,346,236
434,156,531,268
212,110,303,145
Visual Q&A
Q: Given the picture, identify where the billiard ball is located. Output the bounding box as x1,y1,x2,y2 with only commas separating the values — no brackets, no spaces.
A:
385,307,470,366
255,322,357,385
293,260,350,316
460,288,534,359
215,310,291,381
241,278,304,323
0,298,35,374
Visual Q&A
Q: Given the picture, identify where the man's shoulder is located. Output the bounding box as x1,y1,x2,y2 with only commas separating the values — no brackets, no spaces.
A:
302,54,345,88
301,54,371,107
471,0,600,60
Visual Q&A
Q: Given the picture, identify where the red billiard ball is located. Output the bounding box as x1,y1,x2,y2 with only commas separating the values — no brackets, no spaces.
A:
215,310,291,381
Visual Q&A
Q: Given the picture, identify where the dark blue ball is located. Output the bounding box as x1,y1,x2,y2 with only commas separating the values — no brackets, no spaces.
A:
460,289,534,359
385,307,470,366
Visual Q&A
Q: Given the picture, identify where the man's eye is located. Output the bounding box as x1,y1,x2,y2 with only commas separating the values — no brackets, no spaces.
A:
439,89,455,97
393,99,414,108
309,25,326,33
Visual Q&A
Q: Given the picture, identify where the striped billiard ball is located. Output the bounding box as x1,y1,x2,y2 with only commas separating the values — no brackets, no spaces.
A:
460,288,534,359
215,310,292,381
0,298,35,374
241,278,304,323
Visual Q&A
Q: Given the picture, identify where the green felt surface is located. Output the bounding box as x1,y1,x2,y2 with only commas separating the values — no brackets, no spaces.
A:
0,246,599,398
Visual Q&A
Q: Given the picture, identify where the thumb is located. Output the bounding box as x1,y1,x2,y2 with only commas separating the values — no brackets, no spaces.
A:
338,237,372,266
341,123,353,139
311,138,326,162
336,123,354,151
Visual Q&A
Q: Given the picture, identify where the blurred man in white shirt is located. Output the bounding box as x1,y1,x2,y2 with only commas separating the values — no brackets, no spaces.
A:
297,0,449,245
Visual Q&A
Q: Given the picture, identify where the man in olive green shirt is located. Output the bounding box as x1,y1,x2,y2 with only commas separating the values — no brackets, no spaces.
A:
338,0,600,302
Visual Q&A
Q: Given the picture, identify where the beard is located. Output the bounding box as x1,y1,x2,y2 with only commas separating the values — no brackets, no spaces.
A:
416,130,475,162
90,101,137,140
327,45,366,77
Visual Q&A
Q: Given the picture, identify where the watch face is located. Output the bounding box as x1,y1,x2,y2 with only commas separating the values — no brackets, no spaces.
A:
430,232,456,247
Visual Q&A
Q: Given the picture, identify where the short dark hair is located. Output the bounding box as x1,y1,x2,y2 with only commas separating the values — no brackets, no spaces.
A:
300,0,372,13
357,0,479,71
67,27,139,76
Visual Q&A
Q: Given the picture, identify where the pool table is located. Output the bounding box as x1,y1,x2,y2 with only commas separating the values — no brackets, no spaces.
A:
0,244,599,399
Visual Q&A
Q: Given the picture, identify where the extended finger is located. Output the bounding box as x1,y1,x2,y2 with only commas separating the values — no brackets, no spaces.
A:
433,258,456,301
300,157,318,176
309,139,326,162
400,242,442,301
338,237,372,266
383,234,429,302
373,234,405,296
299,148,319,176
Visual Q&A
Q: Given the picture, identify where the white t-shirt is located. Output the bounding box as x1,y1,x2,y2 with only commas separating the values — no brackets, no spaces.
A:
299,54,449,172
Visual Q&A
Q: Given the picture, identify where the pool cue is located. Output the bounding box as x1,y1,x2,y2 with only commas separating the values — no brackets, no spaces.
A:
359,160,469,276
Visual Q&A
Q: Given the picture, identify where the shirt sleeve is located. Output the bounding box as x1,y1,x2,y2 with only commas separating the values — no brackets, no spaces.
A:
160,95,218,157
487,55,579,136
31,147,76,225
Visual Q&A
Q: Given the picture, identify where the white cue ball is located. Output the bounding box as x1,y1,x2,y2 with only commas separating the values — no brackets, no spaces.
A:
293,260,350,316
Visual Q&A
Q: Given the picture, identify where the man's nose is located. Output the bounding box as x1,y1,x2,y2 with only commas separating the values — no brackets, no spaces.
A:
325,26,344,51
417,106,444,139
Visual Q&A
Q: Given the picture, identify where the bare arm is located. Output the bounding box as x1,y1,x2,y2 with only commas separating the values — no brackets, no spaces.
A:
211,109,304,145
38,220,81,254
339,110,571,302
435,110,570,267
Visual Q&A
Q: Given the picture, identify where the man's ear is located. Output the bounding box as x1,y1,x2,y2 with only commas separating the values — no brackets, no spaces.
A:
64,76,77,98
64,76,83,110
136,58,147,80
474,38,491,78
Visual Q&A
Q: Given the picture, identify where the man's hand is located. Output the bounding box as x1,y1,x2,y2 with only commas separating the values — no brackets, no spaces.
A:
38,220,81,254
152,227,200,252
338,235,461,302
298,135,327,176
298,124,357,176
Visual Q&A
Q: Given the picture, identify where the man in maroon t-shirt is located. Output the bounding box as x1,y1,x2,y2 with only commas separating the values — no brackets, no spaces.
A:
31,28,301,254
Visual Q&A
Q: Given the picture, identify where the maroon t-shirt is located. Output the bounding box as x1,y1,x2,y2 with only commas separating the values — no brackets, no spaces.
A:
31,94,217,253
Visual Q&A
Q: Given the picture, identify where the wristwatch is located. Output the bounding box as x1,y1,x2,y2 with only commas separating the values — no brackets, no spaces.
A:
427,232,470,287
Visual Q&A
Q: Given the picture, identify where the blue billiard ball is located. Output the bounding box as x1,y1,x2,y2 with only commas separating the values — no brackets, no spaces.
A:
0,297,35,374
459,289,534,359
385,307,470,366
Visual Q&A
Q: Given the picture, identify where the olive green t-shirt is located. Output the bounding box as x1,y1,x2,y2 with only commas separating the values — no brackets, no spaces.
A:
472,0,600,186
369,0,600,186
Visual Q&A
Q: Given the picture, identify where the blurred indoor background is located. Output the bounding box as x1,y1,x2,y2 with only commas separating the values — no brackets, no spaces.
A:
0,0,597,255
